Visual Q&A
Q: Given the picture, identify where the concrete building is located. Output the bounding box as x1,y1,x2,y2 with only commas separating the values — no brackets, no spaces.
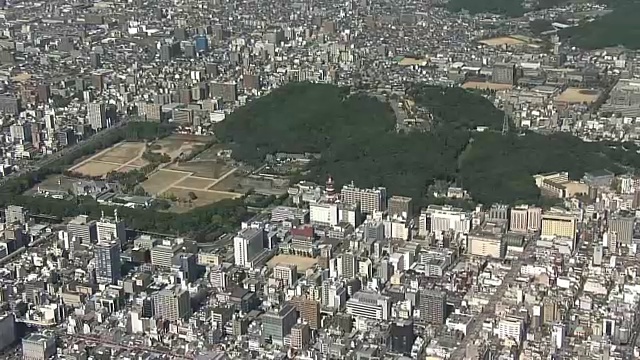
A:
152,285,191,322
541,212,577,240
5,205,27,224
419,289,446,325
608,215,634,245
468,232,506,258
290,323,310,349
262,303,298,345
509,206,529,233
419,205,471,236
492,63,516,85
96,212,126,246
341,183,387,214
273,264,297,287
22,332,56,360
94,240,121,285
233,227,265,268
497,316,524,344
388,195,412,220
291,296,320,329
67,215,97,244
87,102,106,130
0,313,16,352
346,291,391,321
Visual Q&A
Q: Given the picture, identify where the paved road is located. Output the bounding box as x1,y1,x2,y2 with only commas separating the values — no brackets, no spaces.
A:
0,119,130,187
449,240,535,360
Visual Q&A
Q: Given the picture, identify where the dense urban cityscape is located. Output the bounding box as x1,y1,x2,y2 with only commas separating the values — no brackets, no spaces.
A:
0,0,640,359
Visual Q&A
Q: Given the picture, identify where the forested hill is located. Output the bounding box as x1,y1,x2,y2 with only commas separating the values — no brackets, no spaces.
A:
561,0,640,50
215,82,640,206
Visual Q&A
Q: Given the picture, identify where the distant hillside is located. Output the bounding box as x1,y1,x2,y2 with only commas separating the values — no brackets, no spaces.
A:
445,0,525,17
562,1,640,49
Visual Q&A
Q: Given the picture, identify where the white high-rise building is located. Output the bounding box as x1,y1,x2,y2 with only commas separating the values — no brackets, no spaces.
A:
96,211,126,247
340,183,386,214
552,322,565,350
497,317,524,344
419,205,471,236
87,102,106,130
233,227,264,268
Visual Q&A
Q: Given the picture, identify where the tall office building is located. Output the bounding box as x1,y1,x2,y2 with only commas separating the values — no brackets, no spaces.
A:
152,285,191,322
527,206,542,231
233,227,265,268
262,303,298,345
608,215,634,245
487,204,509,223
96,211,126,246
291,296,320,329
94,241,121,285
341,183,387,214
331,253,357,278
419,205,471,236
87,102,106,130
419,289,446,325
90,52,102,69
492,63,516,85
0,313,16,352
67,215,97,244
388,196,412,220
390,320,415,355
22,332,56,360
510,206,529,233
541,212,577,240
5,205,27,224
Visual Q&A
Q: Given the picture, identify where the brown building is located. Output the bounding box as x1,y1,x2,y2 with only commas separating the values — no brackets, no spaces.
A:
291,295,320,329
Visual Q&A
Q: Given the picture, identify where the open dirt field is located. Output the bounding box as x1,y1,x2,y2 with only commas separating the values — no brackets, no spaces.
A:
142,169,191,195
267,255,318,271
162,187,241,212
71,162,122,177
174,176,217,190
168,160,232,179
208,173,243,192
151,135,212,160
478,36,526,46
94,143,145,164
554,88,600,104
69,142,148,177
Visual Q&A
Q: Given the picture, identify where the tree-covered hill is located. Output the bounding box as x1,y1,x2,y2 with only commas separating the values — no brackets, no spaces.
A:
215,83,395,164
561,1,640,49
445,0,525,17
215,82,640,206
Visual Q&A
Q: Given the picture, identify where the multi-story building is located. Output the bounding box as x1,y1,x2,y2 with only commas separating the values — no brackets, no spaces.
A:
346,291,391,321
94,240,121,285
468,232,506,258
510,206,529,233
22,332,56,360
233,227,265,268
67,215,97,244
492,63,516,85
152,285,191,322
5,205,27,224
290,323,310,349
87,102,106,130
341,183,387,214
0,313,16,352
608,215,634,245
419,289,446,325
262,303,298,345
388,195,412,220
419,205,471,236
273,264,297,287
150,240,182,269
291,296,320,329
96,212,126,246
497,316,524,344
541,212,577,240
